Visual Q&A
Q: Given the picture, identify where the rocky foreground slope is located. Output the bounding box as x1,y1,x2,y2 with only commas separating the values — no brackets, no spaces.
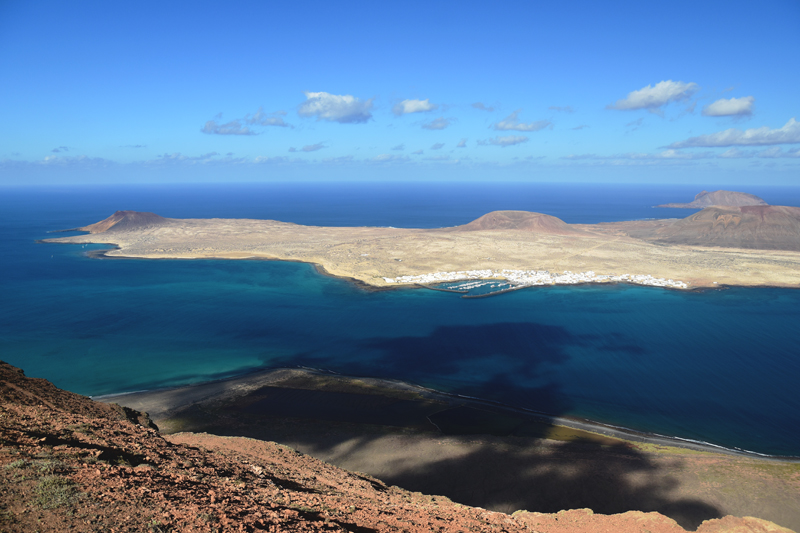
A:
0,361,794,532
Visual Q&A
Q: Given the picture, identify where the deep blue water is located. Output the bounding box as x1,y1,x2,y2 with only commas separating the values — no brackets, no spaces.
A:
1,182,800,456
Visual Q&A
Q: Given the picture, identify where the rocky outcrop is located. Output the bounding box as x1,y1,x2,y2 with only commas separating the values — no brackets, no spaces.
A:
657,190,768,208
0,361,794,532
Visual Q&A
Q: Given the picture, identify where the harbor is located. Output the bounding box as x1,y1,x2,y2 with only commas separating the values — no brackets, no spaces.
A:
385,269,689,297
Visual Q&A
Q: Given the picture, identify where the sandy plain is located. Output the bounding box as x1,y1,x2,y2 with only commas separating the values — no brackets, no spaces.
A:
44,214,800,289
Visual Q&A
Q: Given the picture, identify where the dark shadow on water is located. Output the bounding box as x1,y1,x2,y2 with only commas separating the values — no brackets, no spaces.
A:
154,322,719,529
268,321,648,411
375,437,722,530
168,389,722,530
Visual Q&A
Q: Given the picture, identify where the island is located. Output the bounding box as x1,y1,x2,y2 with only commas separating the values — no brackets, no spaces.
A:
43,198,800,290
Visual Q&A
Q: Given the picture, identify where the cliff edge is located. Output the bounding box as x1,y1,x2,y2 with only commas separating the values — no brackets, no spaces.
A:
0,361,794,532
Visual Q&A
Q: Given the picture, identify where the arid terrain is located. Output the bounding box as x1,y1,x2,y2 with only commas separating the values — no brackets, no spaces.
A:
2,361,798,532
44,195,800,290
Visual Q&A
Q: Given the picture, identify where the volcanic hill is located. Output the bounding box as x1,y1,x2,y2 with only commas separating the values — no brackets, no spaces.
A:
450,210,589,235
1,360,796,532
79,210,171,234
657,190,768,209
622,205,800,251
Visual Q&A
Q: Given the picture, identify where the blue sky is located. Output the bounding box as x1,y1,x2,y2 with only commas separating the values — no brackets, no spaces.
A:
1,0,798,185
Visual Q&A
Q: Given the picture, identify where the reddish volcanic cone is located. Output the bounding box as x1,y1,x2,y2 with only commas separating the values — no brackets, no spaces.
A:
650,205,800,250
451,210,588,235
79,211,170,233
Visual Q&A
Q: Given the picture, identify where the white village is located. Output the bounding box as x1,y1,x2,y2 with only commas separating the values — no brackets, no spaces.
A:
383,269,689,291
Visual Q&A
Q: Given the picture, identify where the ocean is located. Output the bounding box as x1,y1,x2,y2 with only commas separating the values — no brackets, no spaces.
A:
1,182,799,456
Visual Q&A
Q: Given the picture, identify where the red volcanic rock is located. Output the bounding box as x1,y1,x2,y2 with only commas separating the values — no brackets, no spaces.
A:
0,361,793,533
79,210,170,233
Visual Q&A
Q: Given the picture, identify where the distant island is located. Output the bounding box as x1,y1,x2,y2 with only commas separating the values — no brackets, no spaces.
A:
43,192,800,290
657,189,768,208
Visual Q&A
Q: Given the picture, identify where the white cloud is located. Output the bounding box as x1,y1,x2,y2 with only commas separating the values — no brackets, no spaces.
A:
201,118,256,136
39,155,113,167
392,98,437,115
641,150,712,160
494,110,551,132
548,105,573,113
289,143,326,153
608,80,699,112
571,125,589,131
669,118,800,148
560,153,599,160
626,118,644,131
253,156,290,164
702,96,755,117
421,117,452,130
456,138,467,148
431,142,444,150
478,135,529,147
757,147,800,158
564,147,800,161
203,107,291,135
153,152,224,163
424,155,450,161
718,148,753,159
472,102,495,112
298,91,373,124
411,149,423,155
562,150,712,161
391,144,405,151
371,154,409,162
245,107,291,127
322,155,354,163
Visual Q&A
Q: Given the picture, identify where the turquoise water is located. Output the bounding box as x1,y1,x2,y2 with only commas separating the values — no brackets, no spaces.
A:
1,182,799,456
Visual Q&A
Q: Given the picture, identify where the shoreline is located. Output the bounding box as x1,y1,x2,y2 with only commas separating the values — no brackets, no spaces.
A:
98,365,800,463
42,239,800,295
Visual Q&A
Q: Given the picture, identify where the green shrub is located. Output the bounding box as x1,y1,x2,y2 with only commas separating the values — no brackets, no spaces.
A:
35,459,67,475
3,459,27,470
34,475,77,509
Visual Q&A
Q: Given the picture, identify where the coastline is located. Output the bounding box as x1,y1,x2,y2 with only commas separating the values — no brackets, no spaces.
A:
98,366,800,462
50,240,798,295
40,224,800,291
